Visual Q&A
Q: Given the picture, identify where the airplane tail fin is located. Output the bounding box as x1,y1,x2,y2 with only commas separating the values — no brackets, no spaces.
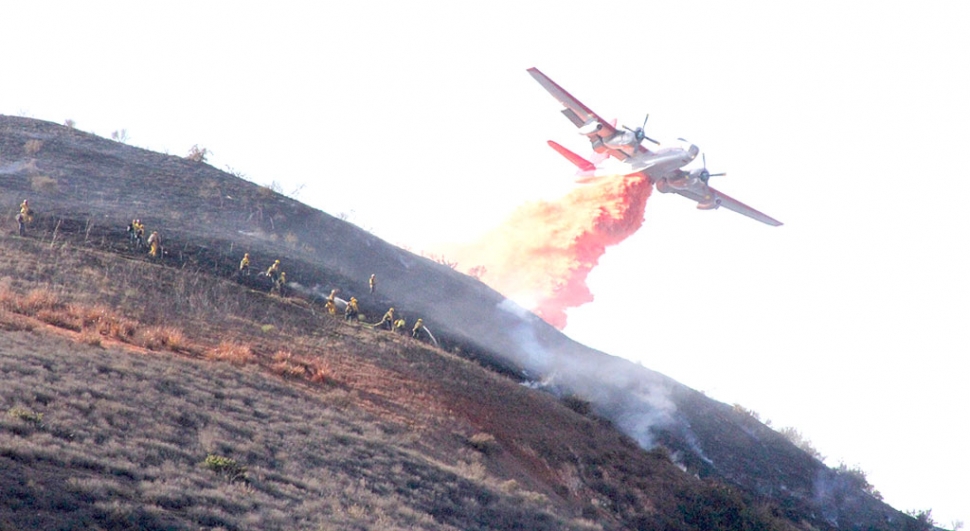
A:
547,140,595,172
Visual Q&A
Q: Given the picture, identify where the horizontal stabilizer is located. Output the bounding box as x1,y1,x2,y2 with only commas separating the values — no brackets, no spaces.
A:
547,140,595,172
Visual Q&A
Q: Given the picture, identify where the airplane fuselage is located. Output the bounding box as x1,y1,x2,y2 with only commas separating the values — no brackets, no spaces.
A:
623,143,720,208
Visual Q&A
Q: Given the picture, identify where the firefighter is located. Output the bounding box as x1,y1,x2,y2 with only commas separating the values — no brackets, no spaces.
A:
239,253,251,276
369,273,377,294
411,318,426,339
375,307,395,330
19,200,32,223
393,316,407,334
147,231,161,257
325,299,337,315
274,271,287,295
266,259,281,281
16,212,26,236
344,297,359,321
126,219,138,245
134,219,145,247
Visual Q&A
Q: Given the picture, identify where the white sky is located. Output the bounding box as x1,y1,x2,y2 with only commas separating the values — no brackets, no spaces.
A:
2,1,968,525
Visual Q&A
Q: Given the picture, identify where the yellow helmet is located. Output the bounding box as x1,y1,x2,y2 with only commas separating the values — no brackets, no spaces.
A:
274,259,280,264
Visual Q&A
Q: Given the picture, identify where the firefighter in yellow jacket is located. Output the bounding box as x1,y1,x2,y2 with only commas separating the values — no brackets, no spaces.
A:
375,307,395,330
411,318,426,339
266,259,281,281
19,200,32,223
344,297,359,321
274,271,287,295
393,316,407,334
147,231,161,258
239,253,251,276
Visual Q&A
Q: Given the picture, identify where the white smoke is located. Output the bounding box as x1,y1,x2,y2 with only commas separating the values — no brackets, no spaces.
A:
498,298,679,449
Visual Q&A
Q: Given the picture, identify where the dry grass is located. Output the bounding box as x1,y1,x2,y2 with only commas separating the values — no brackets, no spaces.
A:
78,328,103,347
0,220,804,531
23,138,42,156
140,326,189,352
30,174,58,192
16,288,62,313
207,341,255,365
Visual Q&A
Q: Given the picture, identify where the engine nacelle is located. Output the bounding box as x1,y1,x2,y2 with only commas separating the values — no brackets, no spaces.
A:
578,120,603,136
696,196,721,210
655,179,673,194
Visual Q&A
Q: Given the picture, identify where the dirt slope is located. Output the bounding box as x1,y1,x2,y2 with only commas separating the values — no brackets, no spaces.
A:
0,115,925,530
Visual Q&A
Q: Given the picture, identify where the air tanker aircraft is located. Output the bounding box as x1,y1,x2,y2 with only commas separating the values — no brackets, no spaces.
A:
528,67,783,227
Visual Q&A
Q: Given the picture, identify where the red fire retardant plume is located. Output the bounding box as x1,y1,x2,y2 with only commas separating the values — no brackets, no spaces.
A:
451,174,652,329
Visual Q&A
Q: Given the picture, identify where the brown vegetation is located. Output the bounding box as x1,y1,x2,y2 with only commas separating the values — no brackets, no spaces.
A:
0,216,807,531
0,114,923,531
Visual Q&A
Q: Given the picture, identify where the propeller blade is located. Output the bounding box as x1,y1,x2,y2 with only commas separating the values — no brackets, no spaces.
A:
642,135,660,145
709,172,727,177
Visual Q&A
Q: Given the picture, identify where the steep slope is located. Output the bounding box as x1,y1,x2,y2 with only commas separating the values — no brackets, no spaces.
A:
0,115,924,530
0,226,796,531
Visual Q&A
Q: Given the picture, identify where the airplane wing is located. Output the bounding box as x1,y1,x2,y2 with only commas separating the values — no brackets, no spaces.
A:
528,67,643,161
672,186,783,226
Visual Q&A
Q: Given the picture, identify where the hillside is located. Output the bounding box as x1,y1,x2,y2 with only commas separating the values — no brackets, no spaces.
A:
0,115,929,530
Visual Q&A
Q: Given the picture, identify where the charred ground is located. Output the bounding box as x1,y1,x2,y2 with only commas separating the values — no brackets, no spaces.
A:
0,115,930,530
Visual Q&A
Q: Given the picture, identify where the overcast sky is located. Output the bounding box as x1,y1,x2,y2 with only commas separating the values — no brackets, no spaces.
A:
2,1,968,525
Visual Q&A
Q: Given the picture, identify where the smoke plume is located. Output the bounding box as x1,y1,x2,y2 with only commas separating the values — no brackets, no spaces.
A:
449,173,652,328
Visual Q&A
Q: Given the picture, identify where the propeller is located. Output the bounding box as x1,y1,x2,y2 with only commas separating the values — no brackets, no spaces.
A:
622,114,660,146
698,153,727,184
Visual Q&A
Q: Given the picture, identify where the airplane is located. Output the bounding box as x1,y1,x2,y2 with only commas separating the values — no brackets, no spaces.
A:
527,67,783,227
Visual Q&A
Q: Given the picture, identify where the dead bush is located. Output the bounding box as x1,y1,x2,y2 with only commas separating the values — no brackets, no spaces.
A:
139,326,168,350
0,308,35,332
79,328,103,347
31,175,58,193
308,360,334,384
139,326,187,351
77,305,114,328
18,288,63,314
270,350,307,378
23,139,43,156
185,144,209,163
102,316,138,340
208,341,255,365
36,308,82,331
467,432,500,455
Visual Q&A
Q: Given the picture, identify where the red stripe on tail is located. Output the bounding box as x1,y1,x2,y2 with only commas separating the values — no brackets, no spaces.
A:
547,141,595,172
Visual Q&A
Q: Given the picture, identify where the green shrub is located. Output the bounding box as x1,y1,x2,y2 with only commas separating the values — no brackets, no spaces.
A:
202,454,247,483
8,406,43,425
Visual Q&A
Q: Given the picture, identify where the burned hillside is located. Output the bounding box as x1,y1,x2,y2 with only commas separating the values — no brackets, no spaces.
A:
0,115,927,530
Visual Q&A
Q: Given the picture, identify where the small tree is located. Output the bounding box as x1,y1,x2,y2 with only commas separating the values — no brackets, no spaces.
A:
64,119,76,128
778,426,825,462
186,144,209,163
468,265,487,280
110,129,129,143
